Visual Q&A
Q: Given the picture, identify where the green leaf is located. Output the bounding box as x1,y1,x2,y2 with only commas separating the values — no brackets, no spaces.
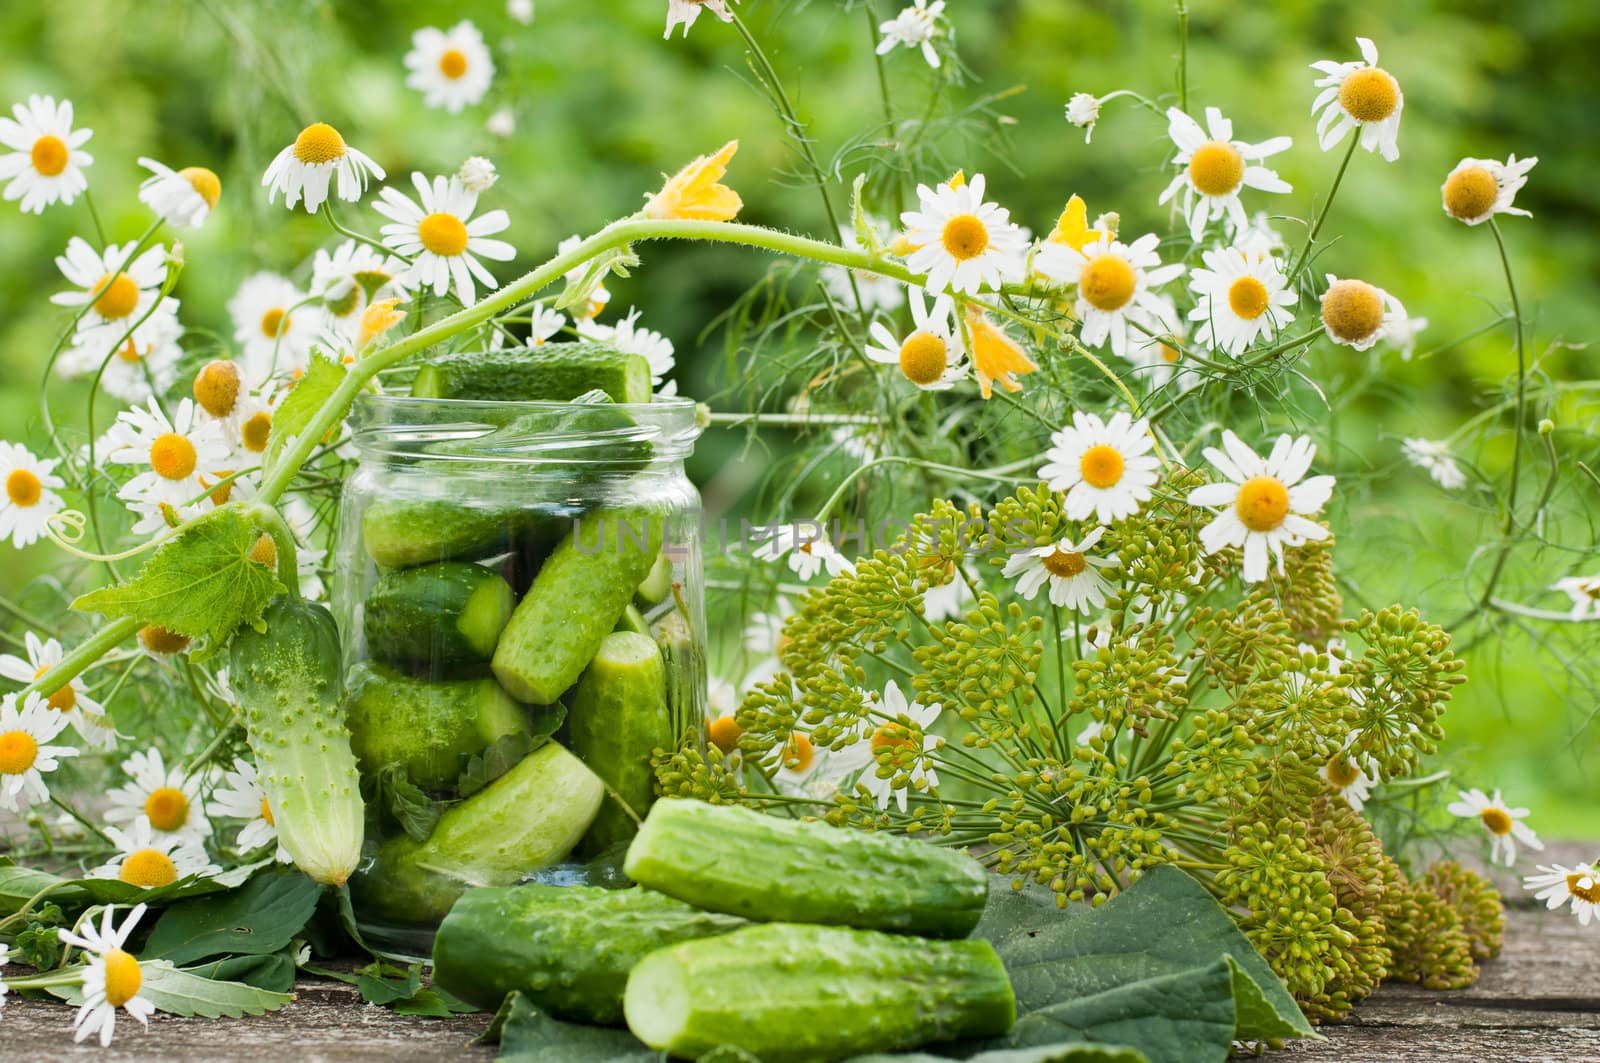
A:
391,987,482,1018
183,950,299,993
0,859,82,914
2,856,274,915
457,706,563,797
377,764,444,842
356,961,423,1006
853,1047,1146,1063
264,352,346,473
494,993,657,1063
46,961,292,1018
71,507,285,652
144,867,323,965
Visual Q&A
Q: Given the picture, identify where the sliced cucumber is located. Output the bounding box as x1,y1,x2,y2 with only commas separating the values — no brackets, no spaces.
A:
634,553,674,606
568,632,671,854
362,562,514,670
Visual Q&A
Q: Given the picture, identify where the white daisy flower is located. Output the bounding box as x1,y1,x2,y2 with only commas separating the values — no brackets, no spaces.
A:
1523,862,1600,927
664,0,736,39
0,441,66,550
136,158,220,228
526,305,567,346
1311,37,1404,162
1551,574,1600,621
1037,412,1160,524
577,307,674,390
104,748,212,842
1231,210,1286,259
1186,247,1297,355
1158,106,1292,242
0,633,116,749
753,525,855,581
1186,431,1335,584
105,398,230,514
0,94,93,213
821,224,906,313
58,301,184,405
93,817,219,888
261,121,385,214
57,903,157,1046
310,241,411,334
0,692,78,810
859,680,942,812
898,173,1028,296
375,172,514,305
1379,307,1428,361
1441,153,1537,227
876,0,945,68
404,21,495,114
51,237,172,340
1447,788,1542,867
457,155,498,192
864,288,968,391
486,107,516,138
1035,232,1184,359
1065,92,1103,142
1002,527,1116,612
211,758,291,862
228,271,327,384
508,0,534,24
1320,749,1379,811
1402,438,1466,491
1319,274,1407,352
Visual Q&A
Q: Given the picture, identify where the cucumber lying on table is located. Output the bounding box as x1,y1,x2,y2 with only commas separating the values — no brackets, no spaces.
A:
624,923,1015,1062
353,741,605,924
432,885,746,1022
410,343,653,404
362,562,514,670
624,799,989,938
344,663,529,790
568,631,671,853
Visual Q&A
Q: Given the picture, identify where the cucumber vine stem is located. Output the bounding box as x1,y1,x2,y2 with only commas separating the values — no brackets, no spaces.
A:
247,503,302,600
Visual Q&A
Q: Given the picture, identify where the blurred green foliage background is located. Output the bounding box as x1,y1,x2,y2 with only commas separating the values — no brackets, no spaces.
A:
1,0,1596,831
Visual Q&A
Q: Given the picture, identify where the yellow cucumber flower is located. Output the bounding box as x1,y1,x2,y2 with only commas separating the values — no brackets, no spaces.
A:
643,140,743,222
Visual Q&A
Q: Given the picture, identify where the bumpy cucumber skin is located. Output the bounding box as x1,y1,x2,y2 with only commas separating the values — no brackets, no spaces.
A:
229,598,364,886
568,632,670,854
624,800,989,938
344,663,529,790
362,562,514,669
432,885,746,1022
623,923,1015,1062
492,508,663,704
362,499,527,568
410,344,652,404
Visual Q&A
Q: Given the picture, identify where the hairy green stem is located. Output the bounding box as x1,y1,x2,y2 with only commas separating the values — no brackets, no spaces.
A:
18,617,141,702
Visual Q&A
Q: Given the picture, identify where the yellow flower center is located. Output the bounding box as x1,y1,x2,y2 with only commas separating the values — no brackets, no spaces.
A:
1235,475,1290,532
782,732,815,773
1338,67,1400,123
102,947,145,1007
438,48,469,79
940,214,989,261
1479,807,1512,836
1079,444,1126,489
898,332,949,386
1443,166,1498,221
1320,279,1385,344
260,797,275,827
248,533,278,568
32,666,77,712
260,306,290,339
31,134,69,177
6,468,42,507
1187,140,1244,196
201,471,235,507
707,715,742,755
1160,342,1181,364
1079,254,1137,312
418,212,470,257
1325,756,1361,788
871,724,915,752
291,122,347,165
1041,547,1088,579
117,338,143,364
1567,873,1600,905
241,411,273,454
91,272,140,320
119,848,178,889
0,730,39,775
193,360,242,419
138,625,191,655
179,166,222,209
144,786,191,832
1227,275,1271,320
149,433,197,481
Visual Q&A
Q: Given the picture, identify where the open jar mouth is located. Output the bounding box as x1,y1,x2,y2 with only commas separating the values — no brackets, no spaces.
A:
350,394,703,465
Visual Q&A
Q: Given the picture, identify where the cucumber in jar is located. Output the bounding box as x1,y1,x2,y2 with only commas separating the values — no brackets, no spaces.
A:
410,343,653,404
362,562,514,670
344,663,529,790
567,631,671,853
362,498,529,569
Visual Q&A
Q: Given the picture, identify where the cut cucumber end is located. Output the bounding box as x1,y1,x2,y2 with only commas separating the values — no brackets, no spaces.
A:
619,353,654,404
410,364,445,398
624,950,691,1052
458,575,516,658
635,553,674,605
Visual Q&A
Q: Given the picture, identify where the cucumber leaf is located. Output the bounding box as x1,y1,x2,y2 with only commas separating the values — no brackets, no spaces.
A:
0,855,272,915
182,949,300,993
144,867,323,965
457,706,562,797
264,352,346,473
493,993,656,1062
71,507,286,653
375,764,445,842
46,960,293,1017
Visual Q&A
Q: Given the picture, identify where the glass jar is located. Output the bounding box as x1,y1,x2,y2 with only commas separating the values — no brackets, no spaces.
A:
334,394,706,953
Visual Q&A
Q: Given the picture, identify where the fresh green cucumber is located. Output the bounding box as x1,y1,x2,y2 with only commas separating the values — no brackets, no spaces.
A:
613,604,650,635
624,923,1015,1061
362,499,528,569
435,404,653,473
352,741,605,923
568,632,671,853
635,553,674,606
363,562,514,670
410,343,652,404
624,799,989,938
345,663,529,790
492,507,664,704
432,885,746,1022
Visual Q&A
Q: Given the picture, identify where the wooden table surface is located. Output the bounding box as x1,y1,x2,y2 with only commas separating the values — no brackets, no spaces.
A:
4,844,1596,1061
